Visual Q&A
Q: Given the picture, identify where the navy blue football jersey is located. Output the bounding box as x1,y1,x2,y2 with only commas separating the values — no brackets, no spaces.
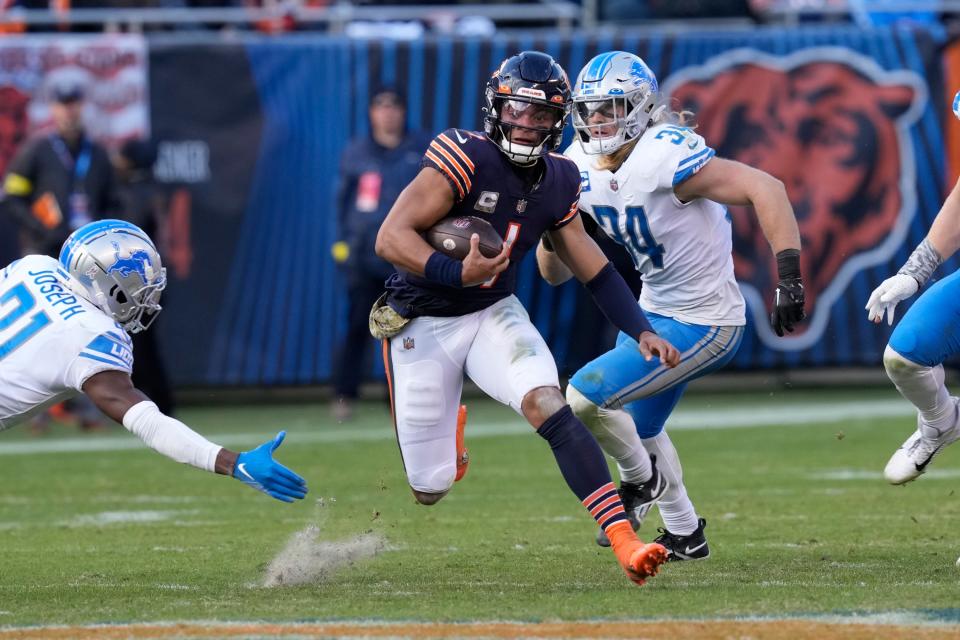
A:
385,129,581,318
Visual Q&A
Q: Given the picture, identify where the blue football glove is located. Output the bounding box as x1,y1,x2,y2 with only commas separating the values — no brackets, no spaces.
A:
233,431,308,503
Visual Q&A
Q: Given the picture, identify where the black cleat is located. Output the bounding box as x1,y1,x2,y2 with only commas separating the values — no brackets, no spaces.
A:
595,454,668,547
654,517,710,561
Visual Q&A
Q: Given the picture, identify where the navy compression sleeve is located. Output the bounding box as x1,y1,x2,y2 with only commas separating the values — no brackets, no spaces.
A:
585,262,654,339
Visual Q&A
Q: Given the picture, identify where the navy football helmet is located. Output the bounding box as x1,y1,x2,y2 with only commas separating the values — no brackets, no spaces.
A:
483,51,571,165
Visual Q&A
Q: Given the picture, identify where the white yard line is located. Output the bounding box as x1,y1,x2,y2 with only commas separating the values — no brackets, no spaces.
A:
0,398,916,456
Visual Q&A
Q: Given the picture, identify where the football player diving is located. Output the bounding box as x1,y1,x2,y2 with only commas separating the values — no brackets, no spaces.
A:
0,220,307,503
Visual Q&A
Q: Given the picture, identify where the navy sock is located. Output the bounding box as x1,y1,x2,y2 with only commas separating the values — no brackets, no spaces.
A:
537,406,629,531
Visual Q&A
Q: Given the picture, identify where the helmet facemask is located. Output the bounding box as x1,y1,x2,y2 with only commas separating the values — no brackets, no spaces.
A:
573,89,661,156
484,93,569,165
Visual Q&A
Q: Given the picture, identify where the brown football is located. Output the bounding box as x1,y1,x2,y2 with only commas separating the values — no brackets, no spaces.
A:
425,215,503,260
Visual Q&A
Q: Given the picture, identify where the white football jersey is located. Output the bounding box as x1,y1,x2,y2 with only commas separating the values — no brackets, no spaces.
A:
0,255,133,430
566,123,746,326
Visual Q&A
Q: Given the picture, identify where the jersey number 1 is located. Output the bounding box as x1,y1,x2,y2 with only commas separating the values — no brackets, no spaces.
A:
0,283,52,361
593,205,665,269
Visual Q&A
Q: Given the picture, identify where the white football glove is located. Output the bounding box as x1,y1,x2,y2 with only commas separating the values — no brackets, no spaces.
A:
865,274,919,325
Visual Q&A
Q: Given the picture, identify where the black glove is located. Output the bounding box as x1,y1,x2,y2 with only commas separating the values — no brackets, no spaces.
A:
770,249,805,337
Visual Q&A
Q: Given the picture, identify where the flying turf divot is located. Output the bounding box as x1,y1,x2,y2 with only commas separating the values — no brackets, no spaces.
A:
261,524,388,587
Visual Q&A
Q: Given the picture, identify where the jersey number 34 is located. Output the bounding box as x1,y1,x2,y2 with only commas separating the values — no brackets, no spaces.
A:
593,205,665,270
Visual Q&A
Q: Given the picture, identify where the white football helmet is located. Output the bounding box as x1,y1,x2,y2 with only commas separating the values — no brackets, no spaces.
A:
572,51,663,155
58,219,166,334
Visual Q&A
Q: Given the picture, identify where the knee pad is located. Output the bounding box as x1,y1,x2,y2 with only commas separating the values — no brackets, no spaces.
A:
566,384,600,426
883,344,925,382
397,361,445,429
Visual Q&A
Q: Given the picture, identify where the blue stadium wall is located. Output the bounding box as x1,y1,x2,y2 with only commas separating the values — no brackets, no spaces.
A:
143,26,956,385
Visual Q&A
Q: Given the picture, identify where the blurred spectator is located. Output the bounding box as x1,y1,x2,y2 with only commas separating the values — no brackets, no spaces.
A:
112,138,176,416
330,85,429,422
0,82,118,258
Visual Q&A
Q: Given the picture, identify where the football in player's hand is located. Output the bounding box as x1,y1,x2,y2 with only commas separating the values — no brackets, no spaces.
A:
426,216,503,260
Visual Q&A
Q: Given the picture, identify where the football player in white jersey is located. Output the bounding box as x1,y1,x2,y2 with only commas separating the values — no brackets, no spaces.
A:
537,51,804,559
0,220,307,503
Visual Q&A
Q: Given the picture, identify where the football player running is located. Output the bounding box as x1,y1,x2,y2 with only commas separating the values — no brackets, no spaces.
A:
374,51,681,586
866,145,960,484
0,220,307,503
537,51,804,559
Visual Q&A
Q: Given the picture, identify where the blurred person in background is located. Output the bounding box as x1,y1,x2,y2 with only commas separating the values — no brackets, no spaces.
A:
330,85,429,422
538,51,803,560
0,219,308,503
0,81,119,432
112,138,175,416
1,82,117,258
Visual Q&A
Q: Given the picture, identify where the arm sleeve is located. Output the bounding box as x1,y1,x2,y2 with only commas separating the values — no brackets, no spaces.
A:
585,262,653,339
122,401,222,473
421,129,476,203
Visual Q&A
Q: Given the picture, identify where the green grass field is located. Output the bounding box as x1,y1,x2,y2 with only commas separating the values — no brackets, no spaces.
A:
1,387,959,631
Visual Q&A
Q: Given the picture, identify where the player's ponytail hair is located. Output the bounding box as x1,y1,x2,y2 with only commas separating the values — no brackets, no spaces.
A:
595,97,695,172
596,137,639,172
653,96,696,128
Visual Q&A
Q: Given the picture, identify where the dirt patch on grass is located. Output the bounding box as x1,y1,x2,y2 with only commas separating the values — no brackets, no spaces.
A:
261,525,387,587
2,620,959,639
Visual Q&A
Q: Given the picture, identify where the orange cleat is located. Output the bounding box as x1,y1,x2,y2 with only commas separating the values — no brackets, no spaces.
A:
605,520,668,586
454,404,469,482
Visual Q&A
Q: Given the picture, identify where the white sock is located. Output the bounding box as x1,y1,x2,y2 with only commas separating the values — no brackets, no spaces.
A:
566,384,652,483
883,346,955,439
642,431,699,536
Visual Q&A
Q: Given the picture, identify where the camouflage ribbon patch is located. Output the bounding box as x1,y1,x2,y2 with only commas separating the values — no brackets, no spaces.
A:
369,293,409,339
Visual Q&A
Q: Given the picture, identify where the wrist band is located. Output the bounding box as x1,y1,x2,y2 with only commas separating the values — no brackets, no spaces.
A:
424,251,463,288
898,238,942,287
776,249,801,280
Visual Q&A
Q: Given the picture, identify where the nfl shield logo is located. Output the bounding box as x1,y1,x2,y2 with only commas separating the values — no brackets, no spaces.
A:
516,199,527,214
402,337,415,350
610,178,619,192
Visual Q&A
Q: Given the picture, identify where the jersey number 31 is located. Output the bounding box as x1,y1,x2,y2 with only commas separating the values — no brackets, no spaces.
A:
0,283,52,361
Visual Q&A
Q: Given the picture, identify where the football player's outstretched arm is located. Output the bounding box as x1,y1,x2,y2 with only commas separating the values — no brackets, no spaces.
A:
82,371,307,503
675,158,804,336
866,178,960,324
375,167,508,286
674,157,800,254
550,216,679,367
